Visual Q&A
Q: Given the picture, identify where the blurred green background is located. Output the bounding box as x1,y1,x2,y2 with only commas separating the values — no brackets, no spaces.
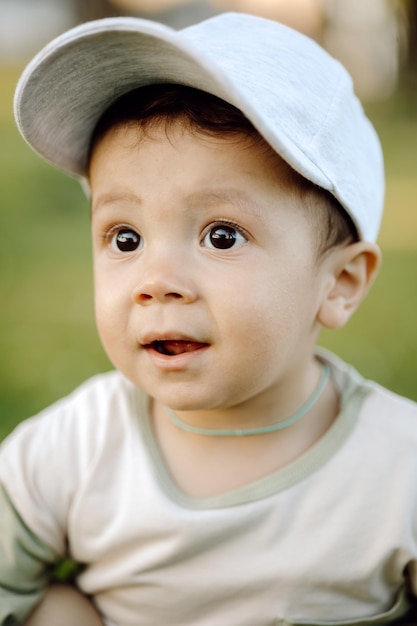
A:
1,44,417,442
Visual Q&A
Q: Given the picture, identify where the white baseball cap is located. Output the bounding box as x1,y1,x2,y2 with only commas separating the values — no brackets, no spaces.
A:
14,12,384,241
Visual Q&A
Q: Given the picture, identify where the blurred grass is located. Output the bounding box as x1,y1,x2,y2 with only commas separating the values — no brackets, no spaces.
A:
0,66,111,439
1,66,416,441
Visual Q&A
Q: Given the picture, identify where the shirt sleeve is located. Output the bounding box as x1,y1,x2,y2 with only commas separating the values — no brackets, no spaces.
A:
0,393,87,624
0,483,58,625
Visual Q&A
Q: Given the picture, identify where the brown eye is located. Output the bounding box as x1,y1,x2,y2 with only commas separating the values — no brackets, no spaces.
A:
111,228,142,252
204,225,246,250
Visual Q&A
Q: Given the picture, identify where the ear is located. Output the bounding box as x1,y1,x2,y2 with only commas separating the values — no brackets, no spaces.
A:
317,241,381,329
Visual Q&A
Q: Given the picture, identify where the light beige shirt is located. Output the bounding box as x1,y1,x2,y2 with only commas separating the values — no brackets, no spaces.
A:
1,350,417,625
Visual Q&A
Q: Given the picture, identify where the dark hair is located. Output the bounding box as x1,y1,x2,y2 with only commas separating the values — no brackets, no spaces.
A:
89,84,358,257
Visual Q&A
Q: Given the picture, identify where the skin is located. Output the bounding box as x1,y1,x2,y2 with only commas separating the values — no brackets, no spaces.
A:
23,584,103,626
91,126,326,413
24,120,380,622
89,121,380,495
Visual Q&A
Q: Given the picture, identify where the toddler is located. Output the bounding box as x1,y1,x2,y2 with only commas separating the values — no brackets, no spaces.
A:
2,11,417,626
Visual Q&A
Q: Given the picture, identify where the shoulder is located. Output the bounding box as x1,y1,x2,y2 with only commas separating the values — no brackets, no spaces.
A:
362,379,417,434
318,347,417,436
51,369,136,413
14,370,136,429
0,371,147,547
0,370,145,471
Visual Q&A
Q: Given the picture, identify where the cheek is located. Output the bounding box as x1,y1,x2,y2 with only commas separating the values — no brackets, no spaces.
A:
94,293,133,375
94,298,116,356
93,272,128,346
215,277,289,343
220,269,317,345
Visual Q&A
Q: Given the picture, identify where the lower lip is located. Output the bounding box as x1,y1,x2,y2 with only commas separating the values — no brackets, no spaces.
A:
144,345,209,371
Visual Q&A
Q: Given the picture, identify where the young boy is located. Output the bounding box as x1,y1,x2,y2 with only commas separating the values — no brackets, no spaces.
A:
2,11,417,626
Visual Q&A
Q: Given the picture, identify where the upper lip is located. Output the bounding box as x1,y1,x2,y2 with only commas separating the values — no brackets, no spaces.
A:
139,332,209,347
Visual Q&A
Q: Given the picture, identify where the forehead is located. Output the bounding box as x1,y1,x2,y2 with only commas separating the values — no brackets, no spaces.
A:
90,124,306,227
89,116,298,191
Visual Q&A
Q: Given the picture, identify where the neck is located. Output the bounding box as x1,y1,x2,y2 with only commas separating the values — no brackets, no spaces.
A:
165,363,331,437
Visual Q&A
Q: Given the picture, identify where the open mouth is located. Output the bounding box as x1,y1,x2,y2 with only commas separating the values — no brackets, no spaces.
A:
146,340,208,356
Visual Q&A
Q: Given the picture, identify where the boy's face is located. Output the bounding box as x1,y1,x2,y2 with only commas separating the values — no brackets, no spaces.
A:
89,122,334,413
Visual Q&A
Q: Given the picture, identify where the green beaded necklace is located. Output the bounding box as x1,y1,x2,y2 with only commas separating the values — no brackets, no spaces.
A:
166,363,330,437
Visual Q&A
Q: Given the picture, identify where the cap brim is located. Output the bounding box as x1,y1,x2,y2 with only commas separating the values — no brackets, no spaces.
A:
14,13,384,241
14,15,333,189
14,18,230,177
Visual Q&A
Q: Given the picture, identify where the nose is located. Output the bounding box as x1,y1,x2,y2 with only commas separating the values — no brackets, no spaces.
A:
132,256,197,305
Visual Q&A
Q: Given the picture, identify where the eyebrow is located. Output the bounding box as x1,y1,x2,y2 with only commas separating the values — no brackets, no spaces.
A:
91,192,142,213
186,188,263,218
91,187,264,219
